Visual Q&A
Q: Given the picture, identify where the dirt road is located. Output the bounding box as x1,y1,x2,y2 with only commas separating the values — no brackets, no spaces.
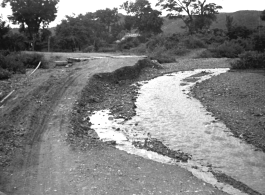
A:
0,54,229,195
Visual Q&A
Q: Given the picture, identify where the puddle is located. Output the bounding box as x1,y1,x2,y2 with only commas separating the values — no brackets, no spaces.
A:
89,69,265,195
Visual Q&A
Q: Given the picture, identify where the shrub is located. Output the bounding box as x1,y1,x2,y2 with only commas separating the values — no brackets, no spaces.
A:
209,41,244,58
0,52,47,77
227,26,253,40
3,55,26,73
231,51,265,69
129,43,147,54
146,34,167,51
203,35,227,45
253,34,265,52
0,50,10,56
117,37,141,50
19,53,47,69
233,38,253,51
83,45,95,52
146,34,179,51
197,50,215,58
148,47,176,64
183,36,206,49
0,68,11,80
98,47,116,53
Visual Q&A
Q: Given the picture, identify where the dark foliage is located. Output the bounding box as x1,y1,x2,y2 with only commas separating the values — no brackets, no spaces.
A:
0,68,11,80
231,51,265,69
117,37,141,50
227,26,253,40
253,33,265,52
0,52,47,79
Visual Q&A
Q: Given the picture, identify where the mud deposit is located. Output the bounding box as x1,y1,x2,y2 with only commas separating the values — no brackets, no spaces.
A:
89,69,265,195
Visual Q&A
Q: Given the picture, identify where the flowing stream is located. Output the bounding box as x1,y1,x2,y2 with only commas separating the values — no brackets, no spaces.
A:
90,69,265,195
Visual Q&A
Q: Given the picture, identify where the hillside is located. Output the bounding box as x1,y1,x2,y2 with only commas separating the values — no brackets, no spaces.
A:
162,10,265,34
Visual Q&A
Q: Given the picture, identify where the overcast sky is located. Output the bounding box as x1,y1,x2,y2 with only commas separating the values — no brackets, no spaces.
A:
0,0,265,27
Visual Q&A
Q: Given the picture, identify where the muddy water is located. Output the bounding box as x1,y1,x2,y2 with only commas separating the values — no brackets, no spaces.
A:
90,69,265,195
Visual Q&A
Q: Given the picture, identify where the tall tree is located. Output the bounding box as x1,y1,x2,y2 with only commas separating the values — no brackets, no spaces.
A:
261,10,265,21
1,0,59,50
0,16,10,49
94,8,119,33
121,0,163,35
156,0,222,33
225,15,235,32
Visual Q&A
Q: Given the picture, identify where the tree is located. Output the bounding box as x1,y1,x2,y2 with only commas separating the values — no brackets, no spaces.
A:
95,8,119,33
1,0,59,50
0,17,10,49
225,15,235,32
261,10,265,21
227,26,253,40
120,0,163,35
157,0,222,33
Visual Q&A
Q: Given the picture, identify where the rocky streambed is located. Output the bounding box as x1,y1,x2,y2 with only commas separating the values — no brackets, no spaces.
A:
88,68,265,195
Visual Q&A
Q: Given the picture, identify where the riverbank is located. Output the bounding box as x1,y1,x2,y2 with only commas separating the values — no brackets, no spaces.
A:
68,58,254,194
192,69,265,152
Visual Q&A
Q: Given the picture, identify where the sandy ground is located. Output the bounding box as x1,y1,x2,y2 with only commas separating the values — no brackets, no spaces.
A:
0,51,248,195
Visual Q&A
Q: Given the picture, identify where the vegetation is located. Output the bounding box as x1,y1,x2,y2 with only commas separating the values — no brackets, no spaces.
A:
0,16,10,49
121,0,163,36
0,52,47,79
1,0,59,51
52,9,122,52
157,0,222,33
231,51,265,69
0,0,264,74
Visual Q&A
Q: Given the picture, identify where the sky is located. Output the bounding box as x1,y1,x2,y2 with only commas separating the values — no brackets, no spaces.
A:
0,0,265,27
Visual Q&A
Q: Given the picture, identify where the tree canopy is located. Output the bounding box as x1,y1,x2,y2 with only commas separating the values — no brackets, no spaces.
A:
0,17,10,49
53,10,123,52
94,8,120,33
1,0,59,49
261,10,265,21
156,0,222,33
120,0,163,35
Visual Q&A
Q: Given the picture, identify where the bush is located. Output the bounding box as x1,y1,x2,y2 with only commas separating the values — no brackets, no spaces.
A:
209,41,244,58
0,50,10,56
97,46,116,53
146,34,180,51
203,35,227,45
253,34,265,52
148,47,176,64
129,43,147,54
117,37,141,50
183,36,206,49
231,51,265,69
0,68,11,80
20,53,48,68
83,45,95,52
227,26,253,40
0,52,47,78
2,55,26,73
233,38,253,51
197,50,216,58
